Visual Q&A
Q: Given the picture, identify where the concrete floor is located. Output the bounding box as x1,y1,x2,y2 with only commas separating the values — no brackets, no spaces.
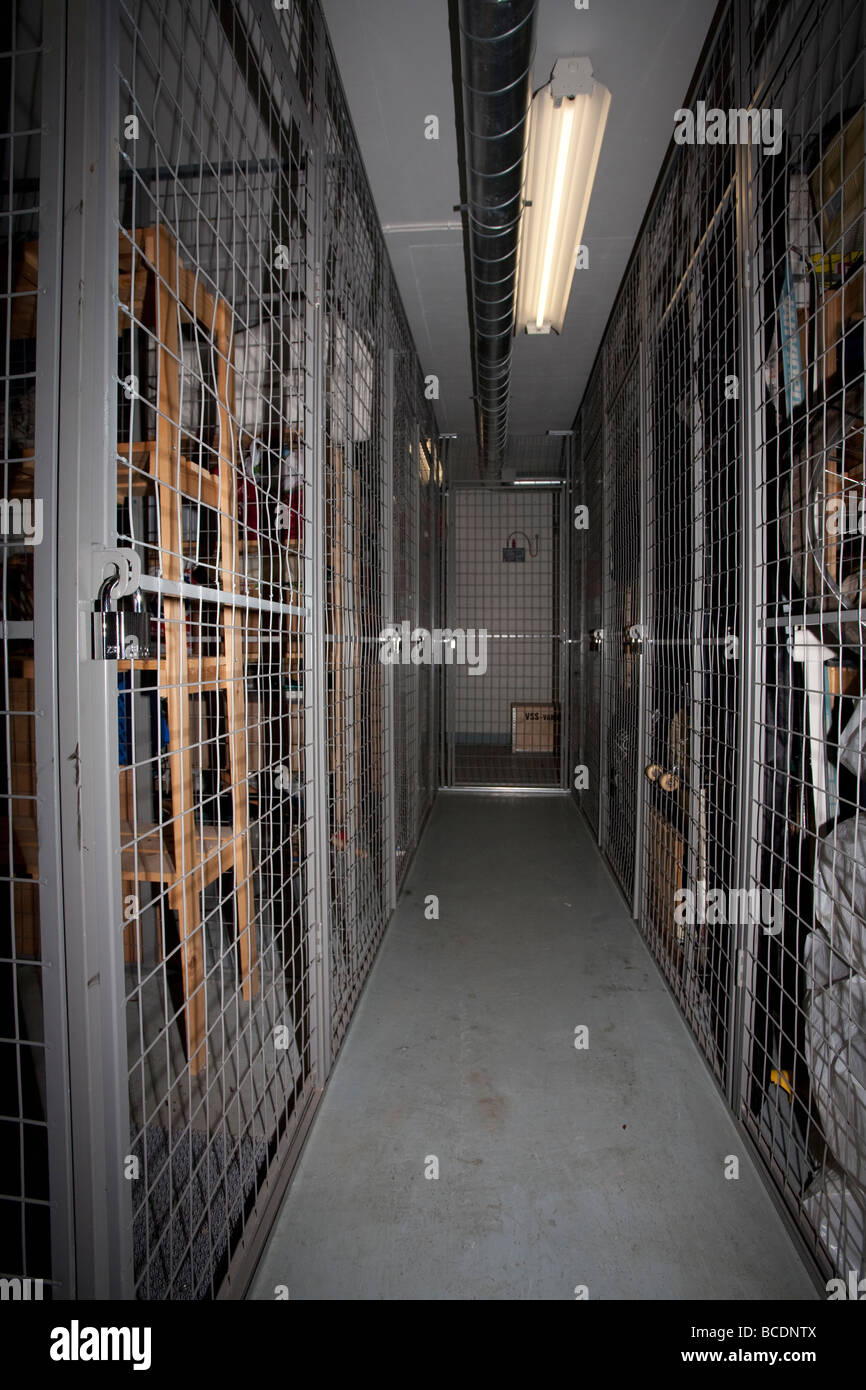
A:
249,793,817,1300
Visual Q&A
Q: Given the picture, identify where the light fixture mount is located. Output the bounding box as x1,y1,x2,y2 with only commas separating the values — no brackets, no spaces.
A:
550,56,594,101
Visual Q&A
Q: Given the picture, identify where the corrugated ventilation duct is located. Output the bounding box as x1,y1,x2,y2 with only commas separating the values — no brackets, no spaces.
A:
457,0,537,473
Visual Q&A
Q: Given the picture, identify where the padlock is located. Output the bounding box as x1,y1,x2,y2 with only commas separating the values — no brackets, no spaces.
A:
92,571,151,660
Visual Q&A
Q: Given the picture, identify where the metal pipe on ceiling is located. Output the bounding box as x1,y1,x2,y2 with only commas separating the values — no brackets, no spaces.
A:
457,0,537,474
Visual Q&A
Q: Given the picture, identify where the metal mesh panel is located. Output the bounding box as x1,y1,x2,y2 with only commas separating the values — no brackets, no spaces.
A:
322,46,390,1050
386,297,438,886
272,0,315,111
417,434,439,831
115,0,318,1299
573,0,866,1283
391,356,420,882
603,358,642,900
0,0,52,1296
605,257,641,398
569,419,585,810
583,360,605,454
581,429,604,835
638,5,740,1088
445,482,565,788
741,0,866,1284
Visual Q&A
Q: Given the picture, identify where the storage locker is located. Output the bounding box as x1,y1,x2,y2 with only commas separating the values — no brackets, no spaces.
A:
740,0,866,1287
601,260,643,902
443,475,566,790
0,0,72,1300
578,369,605,837
570,0,866,1288
0,0,438,1299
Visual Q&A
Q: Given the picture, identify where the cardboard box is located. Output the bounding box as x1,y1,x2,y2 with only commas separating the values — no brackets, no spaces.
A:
819,264,864,383
511,701,558,753
646,806,685,961
811,109,865,257
287,704,304,773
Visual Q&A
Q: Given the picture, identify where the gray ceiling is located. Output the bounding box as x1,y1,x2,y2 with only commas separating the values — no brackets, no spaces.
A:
321,0,719,438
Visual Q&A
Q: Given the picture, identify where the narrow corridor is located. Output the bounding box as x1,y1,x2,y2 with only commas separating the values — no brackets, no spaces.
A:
251,796,815,1299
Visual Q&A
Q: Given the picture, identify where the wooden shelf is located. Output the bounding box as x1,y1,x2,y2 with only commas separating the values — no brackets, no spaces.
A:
115,225,257,1075
117,440,221,510
121,819,235,889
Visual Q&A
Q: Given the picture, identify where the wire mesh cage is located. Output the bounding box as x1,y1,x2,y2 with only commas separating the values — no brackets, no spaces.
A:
391,353,421,884
574,0,866,1288
740,0,866,1288
444,472,566,790
638,0,740,1087
114,0,319,1299
603,357,642,902
0,0,57,1299
322,41,393,1050
0,0,441,1300
580,401,605,836
569,418,585,813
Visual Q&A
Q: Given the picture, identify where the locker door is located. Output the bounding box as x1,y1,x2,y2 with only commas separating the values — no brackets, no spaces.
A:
444,485,565,789
0,0,75,1299
391,376,420,884
56,0,328,1298
637,8,741,1094
602,357,642,902
740,0,866,1288
581,429,604,836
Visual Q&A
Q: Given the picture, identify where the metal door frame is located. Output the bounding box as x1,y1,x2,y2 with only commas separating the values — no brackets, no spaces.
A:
442,480,569,793
20,0,78,1299
601,350,643,903
55,0,134,1297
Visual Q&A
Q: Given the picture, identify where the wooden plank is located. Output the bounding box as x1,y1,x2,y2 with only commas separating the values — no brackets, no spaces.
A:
11,814,39,880
14,881,40,959
213,293,257,1001
120,823,175,880
153,226,207,1076
117,440,220,509
120,822,233,885
828,665,861,696
186,656,244,683
9,240,39,339
646,806,685,966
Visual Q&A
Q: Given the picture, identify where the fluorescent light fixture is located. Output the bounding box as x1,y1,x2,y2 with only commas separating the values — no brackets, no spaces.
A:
511,478,562,486
516,59,611,335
